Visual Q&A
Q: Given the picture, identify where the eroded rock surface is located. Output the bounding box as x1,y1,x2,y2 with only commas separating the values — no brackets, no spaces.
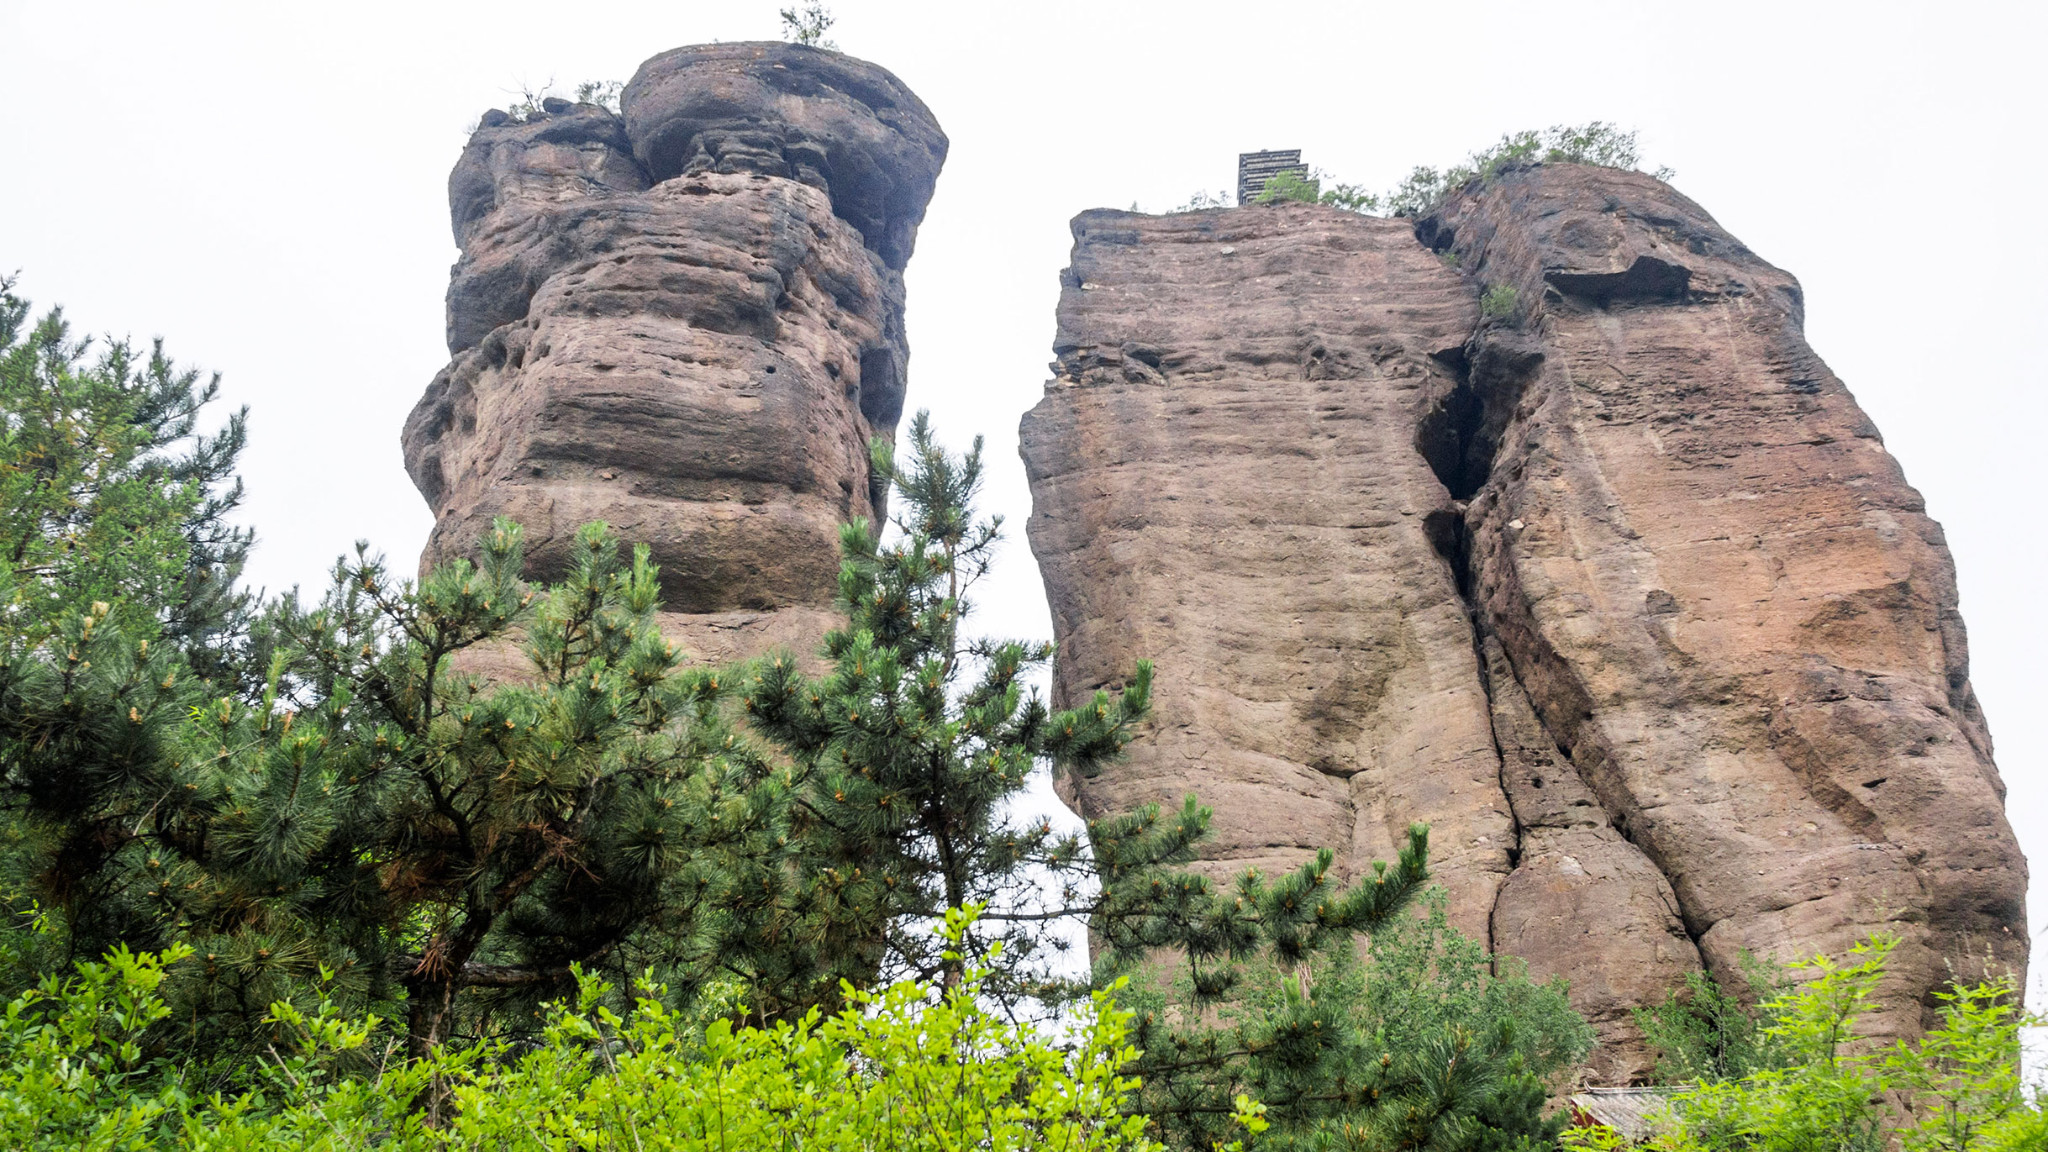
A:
1424,165,2027,1050
1022,167,2027,1079
406,43,944,652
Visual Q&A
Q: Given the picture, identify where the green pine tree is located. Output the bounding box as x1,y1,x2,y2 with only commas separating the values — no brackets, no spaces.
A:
161,520,803,1075
0,278,252,976
738,413,1159,1013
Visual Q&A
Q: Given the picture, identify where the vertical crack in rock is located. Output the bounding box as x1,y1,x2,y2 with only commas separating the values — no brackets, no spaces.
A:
404,42,945,675
1415,329,1702,1082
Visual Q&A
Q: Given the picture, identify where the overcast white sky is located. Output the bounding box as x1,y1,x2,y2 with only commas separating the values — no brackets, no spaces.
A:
2,0,2041,1019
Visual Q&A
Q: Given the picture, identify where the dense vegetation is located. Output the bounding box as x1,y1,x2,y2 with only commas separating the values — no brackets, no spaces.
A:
0,276,2035,1149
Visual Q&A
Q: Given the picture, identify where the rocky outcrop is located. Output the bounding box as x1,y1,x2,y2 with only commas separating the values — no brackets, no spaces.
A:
1021,166,2027,1080
405,43,944,657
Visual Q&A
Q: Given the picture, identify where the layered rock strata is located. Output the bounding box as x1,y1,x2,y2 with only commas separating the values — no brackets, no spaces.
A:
405,43,945,660
1021,167,2027,1080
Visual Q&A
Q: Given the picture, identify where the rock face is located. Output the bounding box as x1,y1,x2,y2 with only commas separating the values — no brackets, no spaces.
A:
1021,167,2027,1081
405,43,944,660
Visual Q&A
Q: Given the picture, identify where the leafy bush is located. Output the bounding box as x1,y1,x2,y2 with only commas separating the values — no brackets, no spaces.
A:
1568,934,2042,1151
1480,284,1519,321
0,909,1166,1151
499,79,621,123
1634,953,1791,1083
1253,168,1382,213
1384,122,1674,217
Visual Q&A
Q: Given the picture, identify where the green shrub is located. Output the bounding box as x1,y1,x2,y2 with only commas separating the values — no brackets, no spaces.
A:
1253,168,1382,213
1634,953,1792,1083
1569,934,2042,1151
1385,122,1675,217
0,909,1166,1151
1480,284,1519,321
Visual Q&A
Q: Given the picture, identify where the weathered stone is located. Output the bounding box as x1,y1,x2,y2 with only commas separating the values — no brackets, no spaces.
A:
1022,167,2028,1080
623,42,947,273
1425,163,2027,1049
1022,201,1526,946
405,44,945,663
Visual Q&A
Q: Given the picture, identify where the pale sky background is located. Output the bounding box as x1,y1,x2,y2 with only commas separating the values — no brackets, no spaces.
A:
2,0,2042,1040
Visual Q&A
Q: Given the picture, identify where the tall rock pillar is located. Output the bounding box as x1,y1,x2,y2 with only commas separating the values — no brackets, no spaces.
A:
405,43,945,663
1022,167,2027,1080
1423,165,2027,1054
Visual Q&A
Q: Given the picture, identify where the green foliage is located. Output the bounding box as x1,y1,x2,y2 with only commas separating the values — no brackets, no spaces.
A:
1573,934,2041,1151
0,910,1161,1151
1635,953,1791,1083
0,940,197,1148
0,277,249,655
176,519,796,1065
1253,168,1382,213
738,412,1157,1013
1186,123,1671,221
572,80,622,113
0,278,252,989
780,1,838,49
1479,285,1519,321
1384,122,1675,217
1121,892,1592,1152
3,499,788,1068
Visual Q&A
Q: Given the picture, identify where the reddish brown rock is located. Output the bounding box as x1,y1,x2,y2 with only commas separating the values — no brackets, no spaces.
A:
405,43,944,655
1422,163,2027,1047
1022,166,2027,1079
1020,203,1705,1077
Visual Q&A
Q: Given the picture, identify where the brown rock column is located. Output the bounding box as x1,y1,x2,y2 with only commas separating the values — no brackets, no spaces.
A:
1022,205,1506,910
1420,163,2028,1046
1024,201,1712,1074
1021,206,1706,1081
1023,169,2028,1079
404,43,945,662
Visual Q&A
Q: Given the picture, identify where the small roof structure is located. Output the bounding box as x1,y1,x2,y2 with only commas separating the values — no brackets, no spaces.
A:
1567,1087,1681,1143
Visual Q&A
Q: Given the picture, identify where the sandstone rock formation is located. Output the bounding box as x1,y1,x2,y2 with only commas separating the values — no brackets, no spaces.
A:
405,43,945,663
1021,166,2027,1080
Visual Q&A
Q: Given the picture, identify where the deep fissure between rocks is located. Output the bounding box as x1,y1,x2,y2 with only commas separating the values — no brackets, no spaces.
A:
1417,347,1520,953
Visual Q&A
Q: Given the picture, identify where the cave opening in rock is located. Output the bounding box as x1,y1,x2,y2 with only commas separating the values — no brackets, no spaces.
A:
1416,376,1495,502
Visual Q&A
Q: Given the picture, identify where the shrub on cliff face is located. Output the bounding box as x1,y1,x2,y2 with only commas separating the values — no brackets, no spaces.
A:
780,1,838,49
1254,168,1383,212
1480,284,1520,322
1383,122,1675,217
1574,935,2043,1151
